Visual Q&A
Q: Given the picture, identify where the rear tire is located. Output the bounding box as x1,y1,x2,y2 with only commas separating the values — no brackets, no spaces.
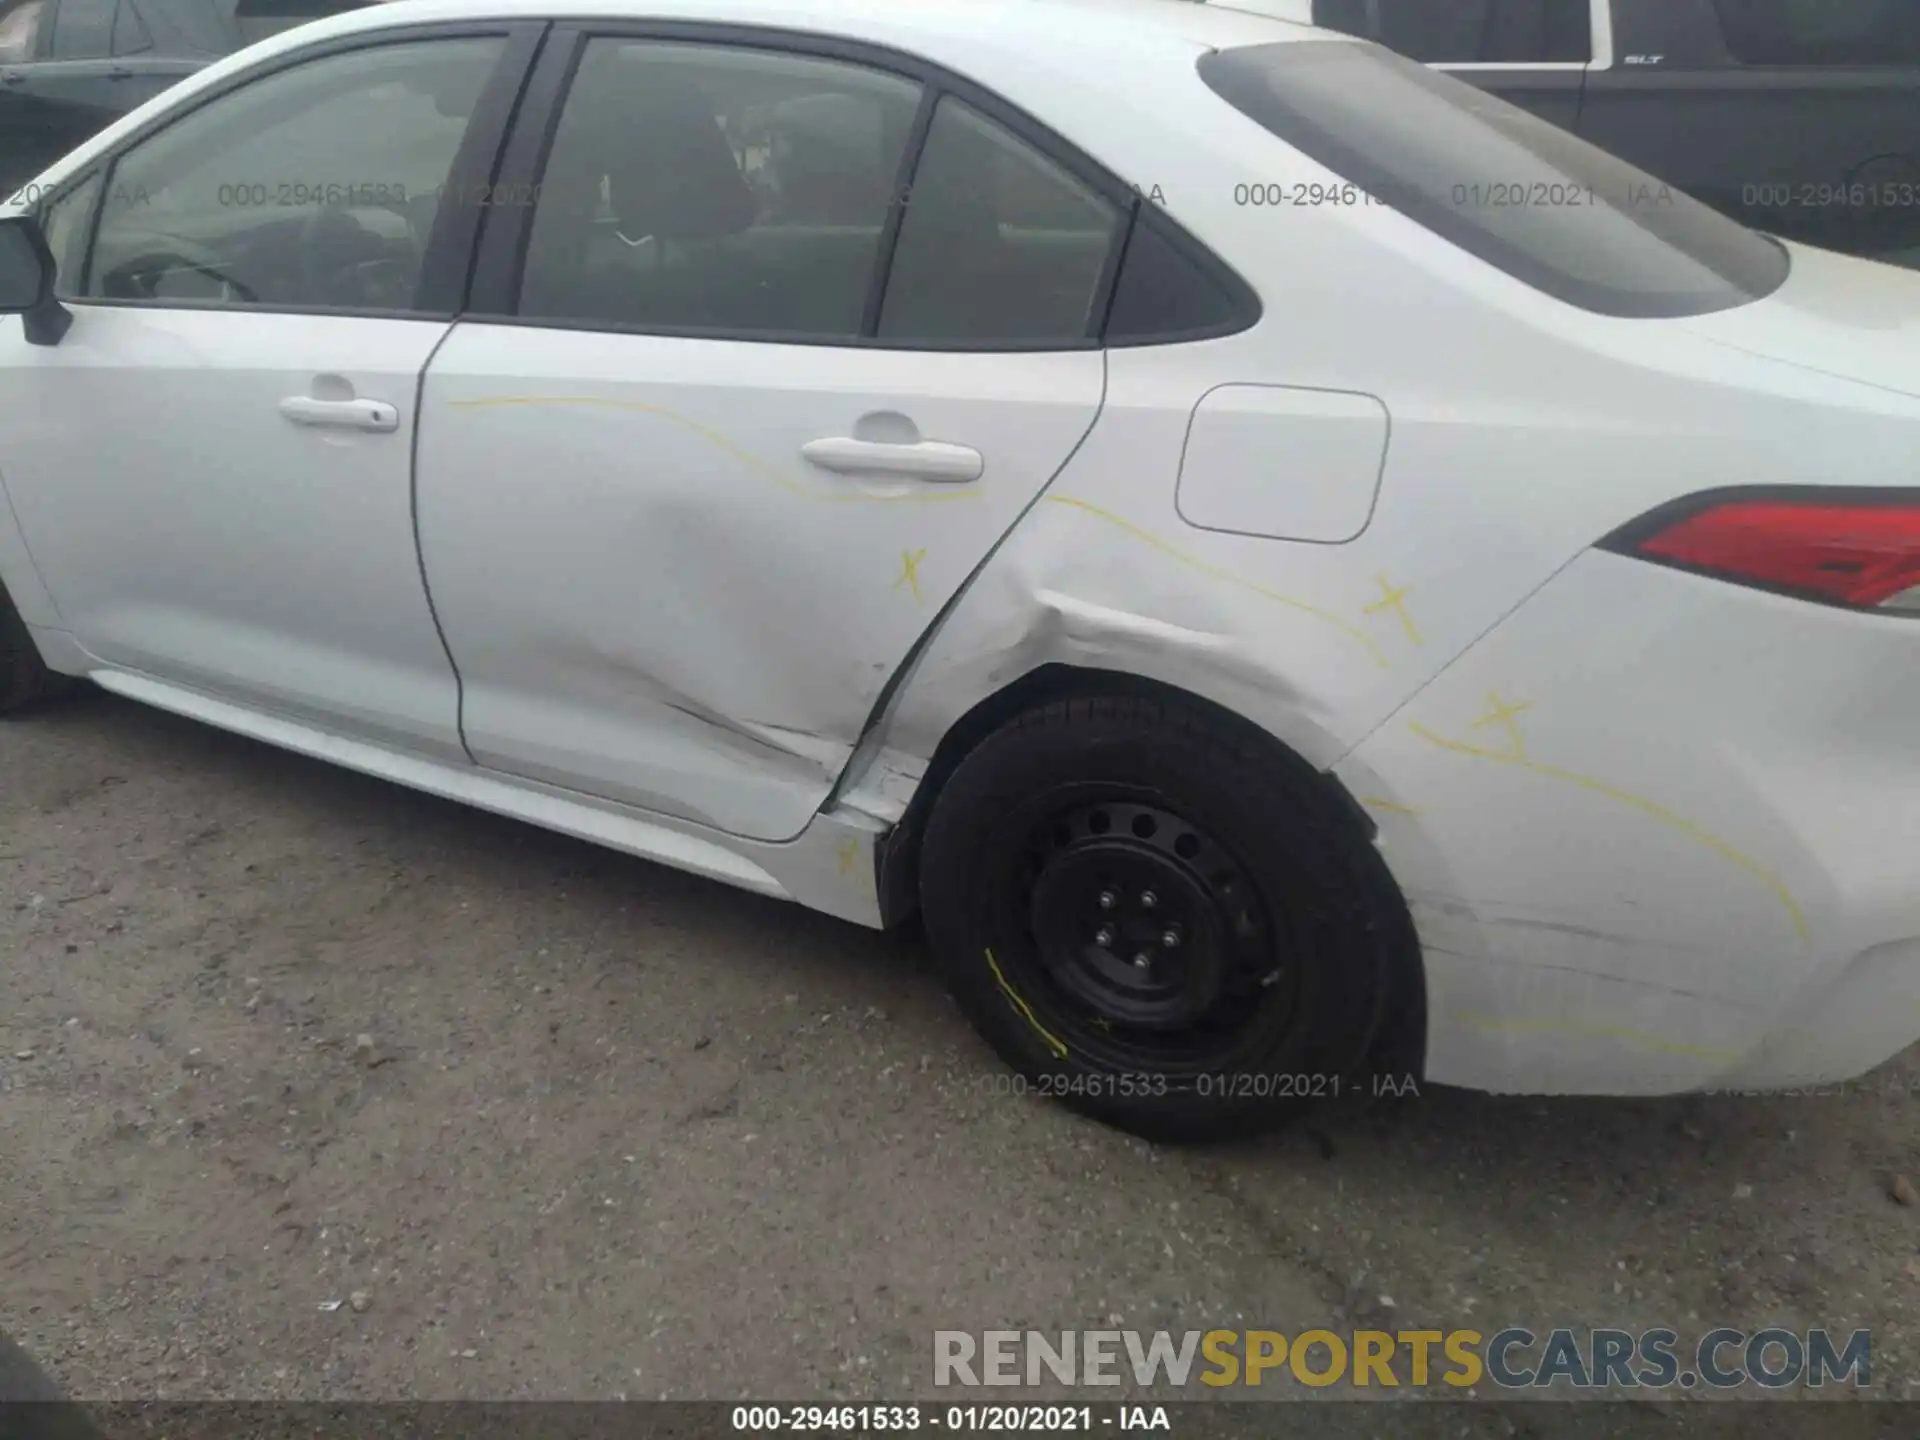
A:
919,693,1405,1143
0,581,76,715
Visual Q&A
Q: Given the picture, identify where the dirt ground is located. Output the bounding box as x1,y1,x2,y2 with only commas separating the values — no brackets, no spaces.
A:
6,690,1920,1406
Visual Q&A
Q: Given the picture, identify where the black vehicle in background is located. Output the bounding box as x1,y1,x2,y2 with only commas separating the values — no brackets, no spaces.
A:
0,0,369,200
1310,0,1920,264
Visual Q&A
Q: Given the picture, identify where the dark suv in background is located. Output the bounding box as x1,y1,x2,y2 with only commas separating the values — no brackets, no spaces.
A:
0,0,368,199
1311,0,1920,263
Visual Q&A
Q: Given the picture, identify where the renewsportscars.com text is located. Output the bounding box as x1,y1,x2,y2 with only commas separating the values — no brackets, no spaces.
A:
933,1327,1871,1391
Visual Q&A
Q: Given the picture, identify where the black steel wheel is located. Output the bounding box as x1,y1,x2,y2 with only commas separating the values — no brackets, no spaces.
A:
993,791,1298,1074
920,692,1410,1143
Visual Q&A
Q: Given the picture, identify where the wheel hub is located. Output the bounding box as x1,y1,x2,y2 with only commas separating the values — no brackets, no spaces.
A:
1022,800,1263,1032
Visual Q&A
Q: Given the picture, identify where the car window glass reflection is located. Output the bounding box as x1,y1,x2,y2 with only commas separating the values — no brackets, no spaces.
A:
86,36,502,312
518,39,922,338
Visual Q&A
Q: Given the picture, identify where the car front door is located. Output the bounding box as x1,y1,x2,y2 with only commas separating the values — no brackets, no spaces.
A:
1314,0,1597,127
0,25,533,756
415,32,1123,841
1577,0,1920,260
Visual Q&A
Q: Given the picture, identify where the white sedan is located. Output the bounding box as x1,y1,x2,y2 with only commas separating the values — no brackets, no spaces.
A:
4,0,1919,1142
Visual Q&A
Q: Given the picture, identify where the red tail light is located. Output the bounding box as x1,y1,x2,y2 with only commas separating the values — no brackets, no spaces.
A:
1602,491,1920,615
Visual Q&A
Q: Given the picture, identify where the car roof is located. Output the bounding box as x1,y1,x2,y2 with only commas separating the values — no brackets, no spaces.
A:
288,0,1324,67
5,0,1346,218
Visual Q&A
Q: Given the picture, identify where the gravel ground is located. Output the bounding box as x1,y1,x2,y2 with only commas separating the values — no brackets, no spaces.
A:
6,690,1920,1406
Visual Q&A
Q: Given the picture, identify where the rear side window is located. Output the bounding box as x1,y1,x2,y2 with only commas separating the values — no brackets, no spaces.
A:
1198,40,1789,318
877,94,1124,345
516,41,1145,350
1712,0,1920,66
1104,212,1260,344
1312,0,1591,64
517,39,923,339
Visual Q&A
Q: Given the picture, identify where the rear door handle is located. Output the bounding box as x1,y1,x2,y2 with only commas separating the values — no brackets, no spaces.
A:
800,436,983,483
278,396,399,433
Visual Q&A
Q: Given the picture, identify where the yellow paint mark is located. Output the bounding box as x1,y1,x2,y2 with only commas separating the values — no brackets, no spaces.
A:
984,948,1069,1060
1361,796,1422,817
446,396,977,505
1466,689,1534,760
1450,1012,1741,1063
1409,720,1809,943
894,547,928,604
1043,495,1391,669
835,837,860,875
1363,572,1422,646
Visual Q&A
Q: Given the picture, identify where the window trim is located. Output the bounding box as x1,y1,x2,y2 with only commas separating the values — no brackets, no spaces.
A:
467,19,1250,353
40,167,106,299
855,79,938,338
58,18,546,321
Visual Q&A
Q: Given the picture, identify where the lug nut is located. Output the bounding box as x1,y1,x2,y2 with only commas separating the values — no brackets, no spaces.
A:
1133,953,1152,970
1161,928,1182,949
1094,926,1115,948
1098,890,1117,911
1140,890,1158,910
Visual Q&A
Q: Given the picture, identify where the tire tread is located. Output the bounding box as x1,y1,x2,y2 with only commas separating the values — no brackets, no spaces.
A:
919,690,1407,1144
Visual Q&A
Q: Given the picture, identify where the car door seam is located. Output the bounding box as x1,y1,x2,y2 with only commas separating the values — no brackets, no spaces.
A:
411,319,476,764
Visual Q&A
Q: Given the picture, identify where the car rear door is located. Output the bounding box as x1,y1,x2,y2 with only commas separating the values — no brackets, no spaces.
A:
1313,0,1596,126
414,29,1123,842
1576,0,1920,260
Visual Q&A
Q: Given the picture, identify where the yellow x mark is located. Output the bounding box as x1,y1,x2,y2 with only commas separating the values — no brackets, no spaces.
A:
894,547,928,604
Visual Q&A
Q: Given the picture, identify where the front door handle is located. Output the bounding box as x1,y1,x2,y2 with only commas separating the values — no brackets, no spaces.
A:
800,436,983,483
278,396,399,433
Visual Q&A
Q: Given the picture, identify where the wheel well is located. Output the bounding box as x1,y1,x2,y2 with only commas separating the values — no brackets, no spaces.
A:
871,664,1426,1078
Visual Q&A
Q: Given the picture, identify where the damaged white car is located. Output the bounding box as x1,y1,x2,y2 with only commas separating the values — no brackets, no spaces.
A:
4,0,1920,1141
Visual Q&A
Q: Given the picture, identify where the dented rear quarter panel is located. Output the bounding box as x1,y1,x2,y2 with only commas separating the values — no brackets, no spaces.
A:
846,95,1920,1094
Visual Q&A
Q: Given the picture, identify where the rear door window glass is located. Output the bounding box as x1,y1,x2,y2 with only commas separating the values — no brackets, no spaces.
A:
877,94,1125,345
517,38,922,338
